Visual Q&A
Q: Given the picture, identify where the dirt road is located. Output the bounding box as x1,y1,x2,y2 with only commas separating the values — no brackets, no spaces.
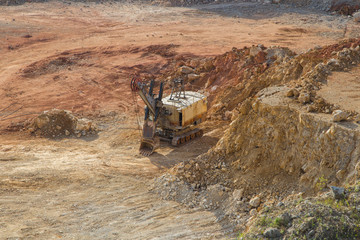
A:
0,1,359,239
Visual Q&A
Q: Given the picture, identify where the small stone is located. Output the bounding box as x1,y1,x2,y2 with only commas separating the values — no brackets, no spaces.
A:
65,130,70,136
278,212,292,226
276,201,285,207
264,227,282,238
353,11,360,22
250,209,257,216
307,105,316,112
336,169,346,181
286,88,299,98
332,110,348,122
330,186,346,200
224,111,232,120
179,66,194,74
307,230,315,238
202,60,214,71
187,73,200,81
249,196,261,208
354,115,360,123
232,189,243,201
298,92,310,104
299,217,316,233
249,46,262,57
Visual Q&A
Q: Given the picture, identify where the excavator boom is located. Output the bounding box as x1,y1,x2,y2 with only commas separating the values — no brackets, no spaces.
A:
131,77,163,156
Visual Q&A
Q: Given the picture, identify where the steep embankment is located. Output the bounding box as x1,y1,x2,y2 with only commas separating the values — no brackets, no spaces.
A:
169,39,360,196
153,38,360,237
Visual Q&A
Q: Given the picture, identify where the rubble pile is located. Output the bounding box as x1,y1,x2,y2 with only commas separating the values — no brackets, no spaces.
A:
28,109,97,138
243,184,360,239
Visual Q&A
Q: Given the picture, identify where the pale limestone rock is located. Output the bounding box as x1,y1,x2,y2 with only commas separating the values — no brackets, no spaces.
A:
179,66,194,74
34,115,50,128
224,111,233,120
76,118,93,132
298,92,310,104
187,73,200,81
232,189,243,201
354,11,360,22
332,110,348,122
249,196,260,208
286,88,299,98
354,115,360,123
250,209,257,216
249,46,262,57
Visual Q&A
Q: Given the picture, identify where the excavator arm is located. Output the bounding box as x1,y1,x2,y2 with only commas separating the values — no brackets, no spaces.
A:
131,77,164,156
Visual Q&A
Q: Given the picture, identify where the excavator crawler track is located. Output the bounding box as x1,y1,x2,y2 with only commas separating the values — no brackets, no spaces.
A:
171,128,203,146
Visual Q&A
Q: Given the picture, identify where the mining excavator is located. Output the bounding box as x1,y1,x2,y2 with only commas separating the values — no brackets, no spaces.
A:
131,77,207,156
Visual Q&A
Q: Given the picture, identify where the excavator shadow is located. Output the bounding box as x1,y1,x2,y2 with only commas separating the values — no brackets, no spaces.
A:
147,135,219,170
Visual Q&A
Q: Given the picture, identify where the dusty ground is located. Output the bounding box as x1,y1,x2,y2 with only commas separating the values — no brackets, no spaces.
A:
1,1,360,239
319,65,360,112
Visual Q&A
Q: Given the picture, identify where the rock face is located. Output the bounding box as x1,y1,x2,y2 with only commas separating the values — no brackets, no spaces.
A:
176,86,360,197
29,109,97,138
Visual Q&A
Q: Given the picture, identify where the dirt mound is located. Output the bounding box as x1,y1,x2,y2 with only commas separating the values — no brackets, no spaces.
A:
21,51,92,78
28,109,97,138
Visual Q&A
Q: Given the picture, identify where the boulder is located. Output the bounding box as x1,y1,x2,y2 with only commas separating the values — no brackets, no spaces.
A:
332,110,348,122
249,46,262,57
277,212,292,226
187,73,200,81
354,11,360,22
179,66,194,74
249,196,261,208
232,189,243,201
264,227,282,238
298,92,311,104
250,209,257,216
286,88,299,98
330,186,346,200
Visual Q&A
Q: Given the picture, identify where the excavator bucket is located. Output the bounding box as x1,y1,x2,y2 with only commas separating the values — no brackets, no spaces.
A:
139,138,159,156
139,120,159,156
